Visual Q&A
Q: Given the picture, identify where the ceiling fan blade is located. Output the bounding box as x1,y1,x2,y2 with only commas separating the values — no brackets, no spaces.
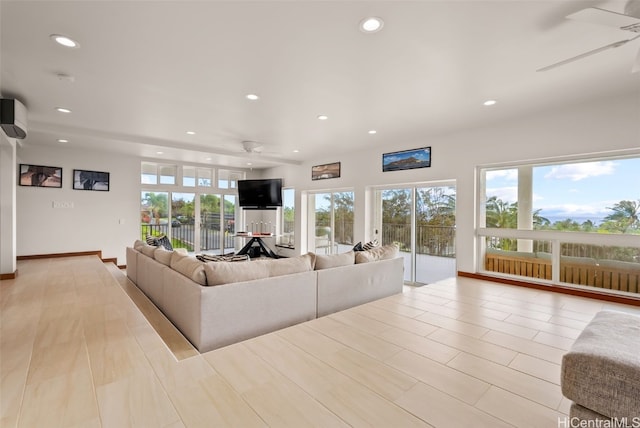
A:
633,47,640,73
537,38,634,72
567,7,640,30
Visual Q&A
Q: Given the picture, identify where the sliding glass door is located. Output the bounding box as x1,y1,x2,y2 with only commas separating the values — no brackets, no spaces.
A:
311,191,354,254
376,184,456,284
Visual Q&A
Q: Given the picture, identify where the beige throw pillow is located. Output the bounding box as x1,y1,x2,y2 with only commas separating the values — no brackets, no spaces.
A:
355,244,399,264
315,251,355,270
133,240,145,251
154,247,173,266
170,251,207,285
203,261,270,286
140,243,158,258
259,253,316,277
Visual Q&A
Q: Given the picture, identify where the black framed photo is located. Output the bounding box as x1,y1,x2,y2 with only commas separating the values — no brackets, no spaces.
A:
382,146,431,172
18,164,62,188
312,162,341,180
73,169,110,191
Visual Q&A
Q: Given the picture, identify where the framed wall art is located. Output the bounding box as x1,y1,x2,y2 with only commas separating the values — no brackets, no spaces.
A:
73,169,110,191
312,162,341,180
18,164,62,188
382,146,431,172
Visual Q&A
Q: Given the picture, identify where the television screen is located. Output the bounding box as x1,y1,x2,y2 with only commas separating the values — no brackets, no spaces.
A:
238,178,283,209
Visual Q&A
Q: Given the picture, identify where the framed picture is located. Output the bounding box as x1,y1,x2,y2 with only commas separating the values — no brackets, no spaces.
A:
73,169,110,191
312,162,341,180
18,164,62,188
382,146,431,172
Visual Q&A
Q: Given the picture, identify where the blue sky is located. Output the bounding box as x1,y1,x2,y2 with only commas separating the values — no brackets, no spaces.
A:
486,158,640,223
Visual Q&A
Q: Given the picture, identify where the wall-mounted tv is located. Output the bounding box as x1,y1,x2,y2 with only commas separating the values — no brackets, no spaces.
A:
238,178,283,210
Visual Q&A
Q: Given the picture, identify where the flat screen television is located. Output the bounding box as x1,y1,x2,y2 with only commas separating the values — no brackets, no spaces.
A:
238,178,283,210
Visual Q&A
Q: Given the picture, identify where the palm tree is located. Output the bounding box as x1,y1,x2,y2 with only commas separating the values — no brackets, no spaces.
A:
485,196,517,228
603,200,640,233
142,192,168,225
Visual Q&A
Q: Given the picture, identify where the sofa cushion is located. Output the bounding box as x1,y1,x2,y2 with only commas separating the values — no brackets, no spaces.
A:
154,247,173,266
140,243,158,258
133,239,145,251
204,260,270,286
355,244,399,264
315,251,355,270
260,253,316,277
170,251,207,285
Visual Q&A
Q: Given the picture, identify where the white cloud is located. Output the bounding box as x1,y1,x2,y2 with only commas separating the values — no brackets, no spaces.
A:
544,161,617,182
486,169,518,182
486,186,517,203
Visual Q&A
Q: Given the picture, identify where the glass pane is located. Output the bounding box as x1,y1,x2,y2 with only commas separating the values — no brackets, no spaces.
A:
559,243,640,294
182,166,196,187
159,164,176,185
381,188,412,282
415,186,456,284
141,162,157,185
229,171,244,189
483,236,553,281
333,191,354,249
484,168,518,229
281,188,295,246
223,195,236,253
313,193,332,254
533,158,640,235
171,193,195,251
200,194,221,254
218,169,229,189
197,168,212,187
140,191,169,239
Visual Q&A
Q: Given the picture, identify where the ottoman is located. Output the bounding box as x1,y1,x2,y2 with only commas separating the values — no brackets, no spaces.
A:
561,310,640,422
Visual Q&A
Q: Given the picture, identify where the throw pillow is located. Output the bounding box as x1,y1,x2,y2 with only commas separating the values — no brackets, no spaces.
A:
362,239,379,251
259,253,316,277
170,251,207,285
203,261,270,286
140,243,158,258
315,251,355,270
352,242,363,251
156,235,173,251
146,235,157,246
196,254,250,263
355,244,399,264
133,239,145,251
154,247,173,266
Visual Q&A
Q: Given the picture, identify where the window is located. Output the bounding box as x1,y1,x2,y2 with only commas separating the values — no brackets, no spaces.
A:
281,188,295,246
479,156,640,294
183,166,196,187
197,168,212,187
218,169,242,189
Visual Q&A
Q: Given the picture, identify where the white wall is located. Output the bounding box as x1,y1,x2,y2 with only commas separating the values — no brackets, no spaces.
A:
10,92,639,270
16,145,140,265
263,92,640,273
0,132,17,275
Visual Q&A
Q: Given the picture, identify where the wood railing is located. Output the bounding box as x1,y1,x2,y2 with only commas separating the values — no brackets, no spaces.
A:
485,250,640,294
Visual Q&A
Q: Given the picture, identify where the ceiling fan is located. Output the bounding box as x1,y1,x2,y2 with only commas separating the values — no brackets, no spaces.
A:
537,2,640,73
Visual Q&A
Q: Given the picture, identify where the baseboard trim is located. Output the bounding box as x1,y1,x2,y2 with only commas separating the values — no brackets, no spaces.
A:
0,270,17,280
17,250,117,265
458,271,640,307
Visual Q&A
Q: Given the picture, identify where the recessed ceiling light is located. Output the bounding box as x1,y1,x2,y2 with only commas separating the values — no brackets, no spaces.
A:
57,139,69,143
156,151,164,155
55,107,72,113
292,149,300,153
205,157,212,161
368,130,377,135
246,94,259,101
50,34,80,48
186,131,196,135
317,115,328,120
247,162,253,166
360,17,384,33
483,99,497,106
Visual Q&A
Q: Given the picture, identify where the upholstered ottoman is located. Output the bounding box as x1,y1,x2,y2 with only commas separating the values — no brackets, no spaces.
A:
561,310,640,422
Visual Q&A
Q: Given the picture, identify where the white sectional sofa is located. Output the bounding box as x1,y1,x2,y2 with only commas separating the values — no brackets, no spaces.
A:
126,241,404,352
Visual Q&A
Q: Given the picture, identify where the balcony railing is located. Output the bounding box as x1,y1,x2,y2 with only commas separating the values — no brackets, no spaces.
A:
485,248,640,294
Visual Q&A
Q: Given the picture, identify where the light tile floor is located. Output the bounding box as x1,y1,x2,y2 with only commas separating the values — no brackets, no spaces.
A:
2,256,640,427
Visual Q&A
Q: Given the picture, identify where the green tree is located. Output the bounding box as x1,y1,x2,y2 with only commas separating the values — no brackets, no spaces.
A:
142,192,168,224
485,196,517,228
602,200,640,233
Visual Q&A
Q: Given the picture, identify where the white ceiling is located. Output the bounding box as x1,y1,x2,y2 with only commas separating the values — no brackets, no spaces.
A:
2,0,639,169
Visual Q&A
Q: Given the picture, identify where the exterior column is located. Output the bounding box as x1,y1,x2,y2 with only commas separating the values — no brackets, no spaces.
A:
0,134,17,278
517,165,533,252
